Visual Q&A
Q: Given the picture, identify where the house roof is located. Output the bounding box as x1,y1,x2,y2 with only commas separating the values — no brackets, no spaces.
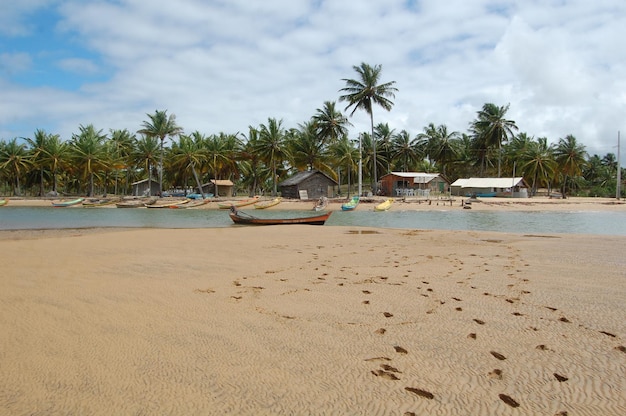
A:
381,172,444,184
131,178,159,185
201,179,234,187
278,170,338,187
450,177,526,188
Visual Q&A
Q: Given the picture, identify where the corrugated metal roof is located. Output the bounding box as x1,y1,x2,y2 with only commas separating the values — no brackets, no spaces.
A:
453,177,525,188
278,170,337,187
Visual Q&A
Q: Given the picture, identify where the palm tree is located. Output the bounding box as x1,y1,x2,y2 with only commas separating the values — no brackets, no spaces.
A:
374,123,395,175
339,62,397,194
108,129,136,195
255,118,290,196
470,103,518,177
520,137,556,195
329,135,359,197
312,101,351,146
0,138,30,195
138,110,183,195
418,123,460,176
69,124,109,196
290,121,333,174
25,129,54,196
390,130,422,172
132,135,160,196
170,132,206,196
554,134,587,198
39,134,70,195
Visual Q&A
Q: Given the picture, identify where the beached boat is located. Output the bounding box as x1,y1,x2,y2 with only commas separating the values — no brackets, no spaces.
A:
168,198,211,209
374,198,393,211
0,199,8,207
82,198,118,207
217,196,259,209
254,197,282,209
116,197,157,208
51,198,84,207
313,196,328,211
145,199,189,208
229,207,331,225
341,196,360,211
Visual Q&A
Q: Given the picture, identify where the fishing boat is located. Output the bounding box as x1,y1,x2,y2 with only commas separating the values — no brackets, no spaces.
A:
229,207,331,226
0,199,8,207
217,196,259,209
254,197,282,209
115,197,157,208
169,198,211,209
313,196,328,211
374,198,393,211
82,198,118,207
145,199,189,208
341,196,360,211
51,198,84,207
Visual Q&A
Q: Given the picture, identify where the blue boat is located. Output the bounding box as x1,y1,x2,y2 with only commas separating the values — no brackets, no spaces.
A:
341,196,360,211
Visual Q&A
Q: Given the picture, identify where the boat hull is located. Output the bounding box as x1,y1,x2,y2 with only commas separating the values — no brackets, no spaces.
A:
218,196,260,209
254,197,282,209
374,199,393,211
229,209,331,225
341,196,360,211
51,198,84,207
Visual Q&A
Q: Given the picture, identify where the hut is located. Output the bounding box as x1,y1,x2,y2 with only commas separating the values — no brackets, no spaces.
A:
379,172,449,197
200,179,234,198
131,178,161,196
278,170,338,200
450,177,529,198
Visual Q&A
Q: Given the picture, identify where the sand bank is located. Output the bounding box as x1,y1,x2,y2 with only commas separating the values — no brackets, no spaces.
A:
4,195,626,212
1,226,624,415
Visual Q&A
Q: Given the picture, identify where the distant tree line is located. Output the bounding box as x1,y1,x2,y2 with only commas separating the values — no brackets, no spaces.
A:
0,63,622,198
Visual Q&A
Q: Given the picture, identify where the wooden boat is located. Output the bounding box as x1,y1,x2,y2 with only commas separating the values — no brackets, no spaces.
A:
82,198,118,207
254,197,282,209
341,196,360,211
116,197,157,208
229,207,332,226
145,199,189,208
313,196,328,211
51,198,84,207
374,198,393,211
169,198,211,209
217,196,259,209
0,199,8,207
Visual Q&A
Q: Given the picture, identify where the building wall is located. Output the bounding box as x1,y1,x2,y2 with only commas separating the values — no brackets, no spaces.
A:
280,174,335,199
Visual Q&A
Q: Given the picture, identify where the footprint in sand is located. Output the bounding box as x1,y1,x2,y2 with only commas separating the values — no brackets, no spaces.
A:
405,387,434,399
499,394,520,408
371,369,400,380
490,351,506,360
468,333,477,339
394,345,408,354
374,328,386,335
383,312,394,318
381,364,402,373
473,319,485,325
553,373,568,382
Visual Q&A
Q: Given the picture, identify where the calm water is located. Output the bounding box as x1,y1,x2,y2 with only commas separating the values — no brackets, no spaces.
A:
1,206,625,235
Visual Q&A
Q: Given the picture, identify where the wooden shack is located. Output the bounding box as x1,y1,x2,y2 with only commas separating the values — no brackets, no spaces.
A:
379,172,449,197
131,178,161,196
278,170,338,200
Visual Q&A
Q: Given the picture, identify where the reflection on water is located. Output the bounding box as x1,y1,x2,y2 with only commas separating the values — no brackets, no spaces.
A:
1,206,625,236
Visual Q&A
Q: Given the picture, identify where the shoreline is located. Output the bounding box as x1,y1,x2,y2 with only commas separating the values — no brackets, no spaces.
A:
3,195,626,212
1,226,624,414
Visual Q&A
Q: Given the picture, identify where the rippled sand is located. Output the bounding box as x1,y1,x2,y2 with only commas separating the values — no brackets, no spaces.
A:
1,227,625,415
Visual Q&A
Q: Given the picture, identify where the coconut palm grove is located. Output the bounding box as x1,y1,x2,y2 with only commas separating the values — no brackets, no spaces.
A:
0,63,620,199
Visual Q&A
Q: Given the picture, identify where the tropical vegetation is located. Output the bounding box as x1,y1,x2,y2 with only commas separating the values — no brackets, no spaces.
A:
0,63,622,198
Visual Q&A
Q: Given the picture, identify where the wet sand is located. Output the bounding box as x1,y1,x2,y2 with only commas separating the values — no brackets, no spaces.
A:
1,226,625,415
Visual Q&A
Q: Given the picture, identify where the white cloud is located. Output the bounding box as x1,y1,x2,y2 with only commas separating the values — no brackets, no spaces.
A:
1,0,625,157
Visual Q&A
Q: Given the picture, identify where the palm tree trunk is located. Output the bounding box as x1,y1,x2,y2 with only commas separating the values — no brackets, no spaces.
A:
191,163,204,199
159,138,164,197
370,112,377,195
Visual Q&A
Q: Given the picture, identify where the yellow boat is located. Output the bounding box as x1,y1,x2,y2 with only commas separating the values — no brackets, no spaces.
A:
0,199,8,207
374,198,393,211
254,197,282,209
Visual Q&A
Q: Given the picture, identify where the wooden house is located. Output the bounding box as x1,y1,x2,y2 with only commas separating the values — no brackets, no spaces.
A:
450,177,529,197
201,179,234,197
278,170,338,200
131,178,161,196
379,172,449,197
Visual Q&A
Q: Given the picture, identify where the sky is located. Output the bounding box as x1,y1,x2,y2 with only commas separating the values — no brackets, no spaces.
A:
1,0,625,157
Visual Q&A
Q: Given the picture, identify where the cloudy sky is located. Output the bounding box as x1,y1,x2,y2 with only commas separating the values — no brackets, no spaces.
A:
1,0,624,156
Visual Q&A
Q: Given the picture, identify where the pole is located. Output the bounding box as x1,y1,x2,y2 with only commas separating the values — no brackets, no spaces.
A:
617,131,621,200
358,133,363,197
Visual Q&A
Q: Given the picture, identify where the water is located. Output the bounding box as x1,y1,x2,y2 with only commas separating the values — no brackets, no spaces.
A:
1,206,624,235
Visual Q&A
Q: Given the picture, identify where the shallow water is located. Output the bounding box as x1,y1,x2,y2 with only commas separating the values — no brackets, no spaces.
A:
1,206,624,235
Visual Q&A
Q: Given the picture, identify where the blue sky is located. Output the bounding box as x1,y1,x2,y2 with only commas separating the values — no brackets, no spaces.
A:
1,0,625,156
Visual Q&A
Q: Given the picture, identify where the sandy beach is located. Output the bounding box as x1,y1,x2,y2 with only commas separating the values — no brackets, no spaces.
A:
1,217,625,414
